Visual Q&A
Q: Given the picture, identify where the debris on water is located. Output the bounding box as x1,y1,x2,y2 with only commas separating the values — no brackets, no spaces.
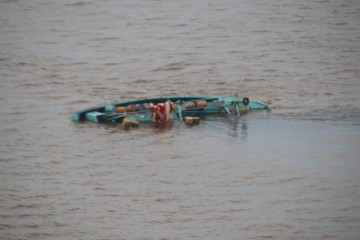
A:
184,116,200,125
131,121,140,127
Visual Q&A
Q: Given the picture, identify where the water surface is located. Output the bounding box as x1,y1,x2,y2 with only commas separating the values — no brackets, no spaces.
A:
1,0,360,239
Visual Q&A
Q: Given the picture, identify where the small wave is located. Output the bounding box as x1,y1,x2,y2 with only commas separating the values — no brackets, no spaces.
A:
2,0,19,3
274,108,360,124
65,2,93,7
66,100,92,105
91,36,119,41
243,78,266,82
170,24,188,27
0,224,15,230
20,82,42,87
145,17,163,21
152,62,191,72
36,41,58,44
131,79,152,84
106,77,120,81
10,204,41,209
40,74,63,79
103,62,119,66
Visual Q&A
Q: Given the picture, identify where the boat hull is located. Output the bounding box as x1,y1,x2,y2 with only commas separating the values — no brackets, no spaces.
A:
71,95,270,123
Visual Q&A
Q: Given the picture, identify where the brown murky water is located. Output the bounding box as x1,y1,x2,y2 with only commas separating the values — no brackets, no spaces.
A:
1,0,360,239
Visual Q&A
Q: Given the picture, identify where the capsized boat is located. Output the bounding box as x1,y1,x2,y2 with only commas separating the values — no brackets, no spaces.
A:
71,95,270,124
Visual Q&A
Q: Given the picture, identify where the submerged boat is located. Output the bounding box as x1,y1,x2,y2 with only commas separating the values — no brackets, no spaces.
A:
71,95,270,124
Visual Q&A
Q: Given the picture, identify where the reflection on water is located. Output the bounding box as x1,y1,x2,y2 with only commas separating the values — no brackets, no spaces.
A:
218,115,249,140
84,113,252,140
241,122,248,140
151,122,175,135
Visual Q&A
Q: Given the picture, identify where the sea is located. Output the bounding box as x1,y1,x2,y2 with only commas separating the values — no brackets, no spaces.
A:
0,0,359,239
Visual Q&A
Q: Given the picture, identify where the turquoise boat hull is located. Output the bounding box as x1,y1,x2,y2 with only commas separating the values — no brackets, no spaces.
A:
71,95,270,123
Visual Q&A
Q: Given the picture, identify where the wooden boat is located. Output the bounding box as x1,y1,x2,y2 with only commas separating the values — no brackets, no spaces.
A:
71,95,270,124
